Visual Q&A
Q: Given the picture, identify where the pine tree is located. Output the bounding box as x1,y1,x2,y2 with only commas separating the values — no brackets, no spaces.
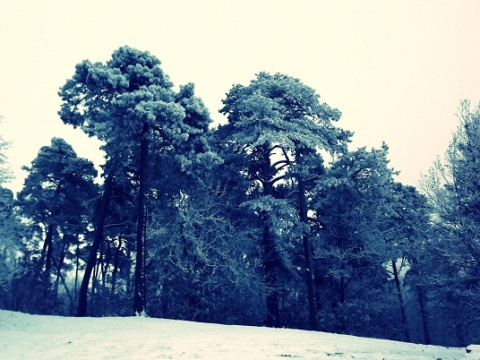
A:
17,138,98,313
313,145,399,336
219,72,351,328
59,46,211,316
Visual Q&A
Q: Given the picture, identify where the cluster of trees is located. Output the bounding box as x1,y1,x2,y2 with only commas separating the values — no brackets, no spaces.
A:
1,47,479,346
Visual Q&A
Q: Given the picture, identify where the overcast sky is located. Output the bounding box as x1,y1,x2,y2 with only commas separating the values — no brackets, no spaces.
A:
1,1,480,192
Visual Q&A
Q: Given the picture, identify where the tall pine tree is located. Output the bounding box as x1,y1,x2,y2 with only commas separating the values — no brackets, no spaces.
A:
219,72,351,328
59,46,211,316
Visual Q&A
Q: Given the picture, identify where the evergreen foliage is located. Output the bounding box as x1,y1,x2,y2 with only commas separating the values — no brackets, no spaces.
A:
219,72,351,329
0,52,479,346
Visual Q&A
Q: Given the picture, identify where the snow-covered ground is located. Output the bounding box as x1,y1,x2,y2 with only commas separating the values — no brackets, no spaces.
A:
0,310,471,359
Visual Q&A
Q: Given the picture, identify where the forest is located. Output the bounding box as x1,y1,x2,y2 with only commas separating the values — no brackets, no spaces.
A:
0,46,479,347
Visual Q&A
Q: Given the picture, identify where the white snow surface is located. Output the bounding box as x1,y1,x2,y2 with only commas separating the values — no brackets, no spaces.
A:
0,310,470,359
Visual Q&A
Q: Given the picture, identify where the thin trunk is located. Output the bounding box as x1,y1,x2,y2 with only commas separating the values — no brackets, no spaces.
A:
339,260,346,332
297,178,318,330
417,285,431,345
111,236,123,296
51,254,74,314
90,258,100,310
134,135,148,316
74,235,80,305
262,213,280,327
392,259,411,342
59,272,74,315
38,224,55,312
126,246,132,294
100,239,107,287
44,224,54,273
53,240,67,306
77,168,115,317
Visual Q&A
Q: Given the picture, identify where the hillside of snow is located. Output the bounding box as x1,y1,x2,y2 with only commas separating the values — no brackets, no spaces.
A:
0,310,472,359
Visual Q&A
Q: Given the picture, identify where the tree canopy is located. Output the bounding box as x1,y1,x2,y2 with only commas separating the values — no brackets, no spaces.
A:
0,49,479,347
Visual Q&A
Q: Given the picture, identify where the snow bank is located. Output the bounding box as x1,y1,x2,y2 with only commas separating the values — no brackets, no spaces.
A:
0,310,467,359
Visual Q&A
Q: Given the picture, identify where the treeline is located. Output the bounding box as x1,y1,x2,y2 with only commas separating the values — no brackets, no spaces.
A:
0,47,479,347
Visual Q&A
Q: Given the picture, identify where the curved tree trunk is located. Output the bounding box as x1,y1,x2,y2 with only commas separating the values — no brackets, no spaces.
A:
77,168,115,317
392,259,411,342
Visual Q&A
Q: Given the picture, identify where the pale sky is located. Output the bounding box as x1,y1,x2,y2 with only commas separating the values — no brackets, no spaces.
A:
1,1,480,193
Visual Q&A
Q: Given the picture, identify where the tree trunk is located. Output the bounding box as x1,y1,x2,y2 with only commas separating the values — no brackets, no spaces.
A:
38,223,55,313
391,259,411,342
99,239,107,288
126,246,132,295
53,240,67,307
416,285,431,345
90,258,100,310
134,136,148,316
297,178,319,330
339,262,346,332
44,224,54,273
74,235,80,305
111,236,123,296
262,212,280,327
52,251,74,314
77,168,115,317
